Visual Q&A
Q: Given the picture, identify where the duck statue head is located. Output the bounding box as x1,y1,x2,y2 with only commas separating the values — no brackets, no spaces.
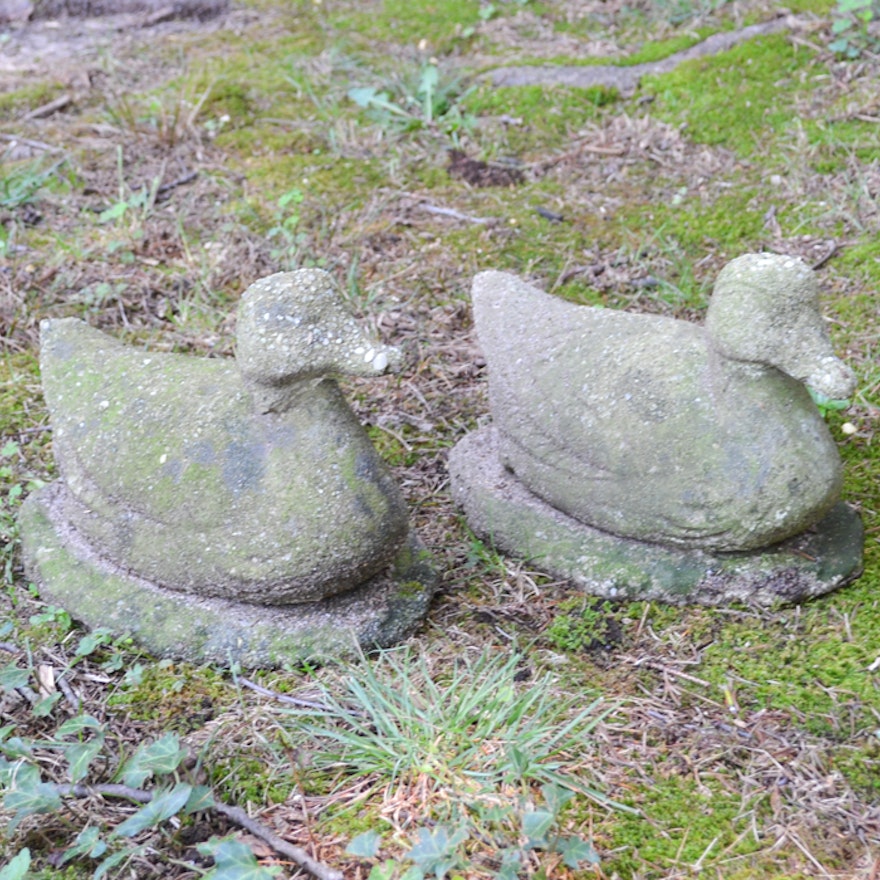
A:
705,254,855,403
465,253,857,553
236,268,401,413
20,269,435,667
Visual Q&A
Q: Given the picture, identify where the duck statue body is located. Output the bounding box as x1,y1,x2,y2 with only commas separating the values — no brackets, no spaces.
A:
449,253,863,604
21,269,435,664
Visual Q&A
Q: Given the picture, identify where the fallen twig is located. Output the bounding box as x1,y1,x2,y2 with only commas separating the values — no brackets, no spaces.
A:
237,676,370,721
213,800,344,880
21,94,73,121
810,240,841,271
52,781,344,880
625,655,712,687
489,16,798,95
56,782,152,803
137,5,176,27
418,202,494,225
0,133,64,155
156,170,198,198
55,674,81,714
237,676,336,712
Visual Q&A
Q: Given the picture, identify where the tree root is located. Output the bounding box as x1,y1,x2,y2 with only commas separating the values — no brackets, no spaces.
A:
488,16,800,96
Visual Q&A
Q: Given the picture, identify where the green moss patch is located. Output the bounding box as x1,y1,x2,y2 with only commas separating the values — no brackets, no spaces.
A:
642,34,819,156
338,0,481,52
107,662,229,732
465,83,617,138
805,117,880,172
0,82,69,121
623,28,723,66
603,775,764,876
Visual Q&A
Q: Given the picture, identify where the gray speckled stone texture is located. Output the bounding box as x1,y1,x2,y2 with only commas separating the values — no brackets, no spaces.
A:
236,269,402,413
21,268,437,665
448,428,863,606
472,257,856,552
39,319,408,604
21,481,436,667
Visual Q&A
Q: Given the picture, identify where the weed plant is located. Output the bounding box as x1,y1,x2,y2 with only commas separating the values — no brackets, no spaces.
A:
830,0,880,56
0,159,63,211
348,62,475,141
281,646,623,877
287,647,613,800
0,658,281,879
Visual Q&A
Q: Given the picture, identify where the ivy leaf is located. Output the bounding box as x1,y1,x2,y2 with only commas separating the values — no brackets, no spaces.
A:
4,763,62,835
199,837,281,879
495,848,522,880
559,835,601,868
75,628,112,657
64,737,105,784
98,201,128,223
346,829,382,858
0,848,30,880
522,810,554,848
32,692,62,717
57,714,104,738
808,386,851,416
0,756,16,785
407,826,465,878
59,826,108,866
348,86,380,108
0,737,33,760
540,781,575,816
94,845,147,880
0,664,30,692
111,783,192,838
366,861,398,880
120,732,187,787
185,784,216,814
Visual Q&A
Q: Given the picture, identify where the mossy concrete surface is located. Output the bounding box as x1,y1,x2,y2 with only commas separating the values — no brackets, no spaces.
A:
20,481,436,667
469,262,854,553
449,428,863,605
38,317,410,604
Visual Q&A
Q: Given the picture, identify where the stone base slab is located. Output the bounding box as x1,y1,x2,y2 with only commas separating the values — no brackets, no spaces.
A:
448,428,863,606
20,482,436,668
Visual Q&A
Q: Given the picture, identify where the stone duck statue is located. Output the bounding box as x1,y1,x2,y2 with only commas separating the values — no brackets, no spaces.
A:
472,253,856,552
38,268,410,605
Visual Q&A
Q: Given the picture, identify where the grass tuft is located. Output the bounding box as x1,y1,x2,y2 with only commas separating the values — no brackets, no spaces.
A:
283,646,618,810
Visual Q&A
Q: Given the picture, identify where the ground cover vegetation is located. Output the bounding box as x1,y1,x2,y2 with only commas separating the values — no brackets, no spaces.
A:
0,0,879,877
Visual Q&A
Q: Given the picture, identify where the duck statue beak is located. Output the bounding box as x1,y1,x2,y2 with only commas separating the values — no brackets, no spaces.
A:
804,354,857,404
